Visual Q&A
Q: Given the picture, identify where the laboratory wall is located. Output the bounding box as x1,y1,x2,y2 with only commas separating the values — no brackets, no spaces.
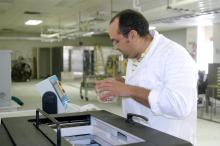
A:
0,35,111,60
213,23,220,63
161,28,187,48
186,27,197,60
161,27,200,61
0,35,112,79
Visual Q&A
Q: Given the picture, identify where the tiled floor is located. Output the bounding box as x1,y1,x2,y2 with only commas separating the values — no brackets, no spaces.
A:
9,79,220,146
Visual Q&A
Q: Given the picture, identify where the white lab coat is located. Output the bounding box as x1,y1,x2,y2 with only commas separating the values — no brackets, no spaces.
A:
123,30,198,145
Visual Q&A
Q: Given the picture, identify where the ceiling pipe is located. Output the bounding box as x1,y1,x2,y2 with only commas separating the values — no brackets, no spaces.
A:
0,36,41,41
142,0,198,15
145,0,220,24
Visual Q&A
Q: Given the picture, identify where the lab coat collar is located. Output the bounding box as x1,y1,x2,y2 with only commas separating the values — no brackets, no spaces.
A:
126,30,161,81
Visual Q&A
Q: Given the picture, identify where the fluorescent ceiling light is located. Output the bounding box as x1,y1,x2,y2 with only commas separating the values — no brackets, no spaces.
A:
25,20,42,25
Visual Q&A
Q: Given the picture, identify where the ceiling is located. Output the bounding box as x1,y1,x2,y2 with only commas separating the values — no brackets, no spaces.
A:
0,0,220,41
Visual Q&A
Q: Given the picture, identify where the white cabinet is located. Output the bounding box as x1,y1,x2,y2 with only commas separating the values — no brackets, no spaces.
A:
0,51,18,111
0,51,11,101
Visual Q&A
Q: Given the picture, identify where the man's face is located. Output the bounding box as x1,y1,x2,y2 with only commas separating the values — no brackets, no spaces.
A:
108,18,137,59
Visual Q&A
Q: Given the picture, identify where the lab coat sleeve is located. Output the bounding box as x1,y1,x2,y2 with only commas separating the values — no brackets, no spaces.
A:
148,49,198,119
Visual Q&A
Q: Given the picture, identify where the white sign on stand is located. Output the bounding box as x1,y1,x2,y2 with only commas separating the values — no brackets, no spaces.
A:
36,75,70,113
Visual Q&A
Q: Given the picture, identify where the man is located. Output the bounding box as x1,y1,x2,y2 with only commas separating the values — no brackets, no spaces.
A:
96,9,198,145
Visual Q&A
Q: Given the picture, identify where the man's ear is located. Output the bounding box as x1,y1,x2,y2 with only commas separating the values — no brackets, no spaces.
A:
128,30,138,40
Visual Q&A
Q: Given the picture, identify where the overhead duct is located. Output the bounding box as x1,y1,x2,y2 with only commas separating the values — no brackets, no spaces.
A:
142,0,220,24
40,10,109,42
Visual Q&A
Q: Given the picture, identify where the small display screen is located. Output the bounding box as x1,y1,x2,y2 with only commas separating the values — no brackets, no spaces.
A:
53,81,65,102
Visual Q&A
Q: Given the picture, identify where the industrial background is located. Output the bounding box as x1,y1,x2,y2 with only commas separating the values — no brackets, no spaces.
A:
1,0,220,146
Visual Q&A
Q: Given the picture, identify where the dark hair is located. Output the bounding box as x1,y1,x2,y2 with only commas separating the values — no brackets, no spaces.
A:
110,9,149,38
